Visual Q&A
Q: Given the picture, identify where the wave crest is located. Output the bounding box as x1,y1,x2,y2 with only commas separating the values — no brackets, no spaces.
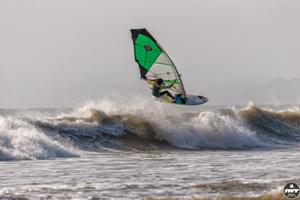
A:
0,116,77,161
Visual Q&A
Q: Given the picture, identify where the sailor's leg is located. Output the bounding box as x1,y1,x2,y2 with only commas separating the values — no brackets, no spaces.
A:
160,91,174,99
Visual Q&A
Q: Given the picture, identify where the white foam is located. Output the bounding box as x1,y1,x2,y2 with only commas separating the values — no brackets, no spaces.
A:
157,111,267,149
0,116,78,160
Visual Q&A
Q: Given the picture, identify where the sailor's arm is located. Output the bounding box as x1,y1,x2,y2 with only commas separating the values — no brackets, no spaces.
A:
160,80,175,89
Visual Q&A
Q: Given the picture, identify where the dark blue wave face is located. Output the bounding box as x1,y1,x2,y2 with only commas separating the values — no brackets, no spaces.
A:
240,106,300,143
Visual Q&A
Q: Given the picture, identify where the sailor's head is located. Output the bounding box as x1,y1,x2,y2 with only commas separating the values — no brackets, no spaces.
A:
157,78,164,85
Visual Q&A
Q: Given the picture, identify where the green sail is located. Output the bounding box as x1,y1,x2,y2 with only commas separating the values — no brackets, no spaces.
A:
135,34,162,70
130,28,186,97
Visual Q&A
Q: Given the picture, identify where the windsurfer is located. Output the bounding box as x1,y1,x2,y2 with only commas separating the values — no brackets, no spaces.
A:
152,78,175,100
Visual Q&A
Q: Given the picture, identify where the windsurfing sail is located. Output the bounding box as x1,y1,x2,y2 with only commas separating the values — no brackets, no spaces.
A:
130,28,187,98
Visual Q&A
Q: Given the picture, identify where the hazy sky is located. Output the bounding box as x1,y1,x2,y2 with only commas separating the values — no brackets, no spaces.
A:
1,0,300,108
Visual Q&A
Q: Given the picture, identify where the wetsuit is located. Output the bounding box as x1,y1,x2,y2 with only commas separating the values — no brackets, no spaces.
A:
152,82,174,99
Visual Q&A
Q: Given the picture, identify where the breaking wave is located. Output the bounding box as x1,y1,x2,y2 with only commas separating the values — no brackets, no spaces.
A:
1,97,300,160
0,116,77,161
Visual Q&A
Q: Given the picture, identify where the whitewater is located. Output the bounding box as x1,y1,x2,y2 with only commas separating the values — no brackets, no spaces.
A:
0,97,299,199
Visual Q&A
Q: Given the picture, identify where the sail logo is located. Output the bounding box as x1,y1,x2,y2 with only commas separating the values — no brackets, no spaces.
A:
283,183,299,199
144,45,152,52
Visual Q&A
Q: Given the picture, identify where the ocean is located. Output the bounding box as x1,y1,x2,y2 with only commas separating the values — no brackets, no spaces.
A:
0,97,299,200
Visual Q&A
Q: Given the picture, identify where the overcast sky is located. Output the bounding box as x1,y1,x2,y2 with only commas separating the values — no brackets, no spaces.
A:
1,0,300,108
